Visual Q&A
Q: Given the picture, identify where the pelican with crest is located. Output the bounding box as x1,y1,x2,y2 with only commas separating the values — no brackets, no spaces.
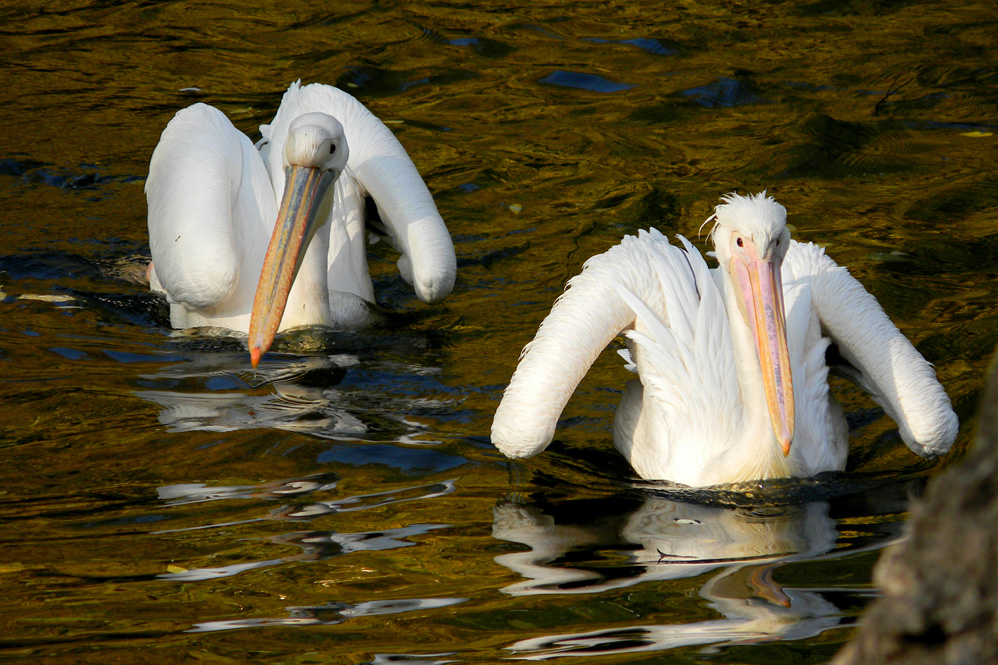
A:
492,192,958,487
146,81,456,367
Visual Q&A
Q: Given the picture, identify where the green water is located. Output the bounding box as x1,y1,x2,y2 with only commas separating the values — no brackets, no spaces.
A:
1,1,996,663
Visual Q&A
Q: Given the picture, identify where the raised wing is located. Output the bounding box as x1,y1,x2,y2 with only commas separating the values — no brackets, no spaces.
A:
146,103,274,318
491,229,701,459
260,81,456,305
784,241,958,456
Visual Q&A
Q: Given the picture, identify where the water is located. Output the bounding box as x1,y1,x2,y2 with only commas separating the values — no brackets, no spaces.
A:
1,1,996,663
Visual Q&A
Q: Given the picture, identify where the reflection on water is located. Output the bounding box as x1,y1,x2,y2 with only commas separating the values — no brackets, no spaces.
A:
494,500,834,595
188,597,467,633
507,586,841,659
134,330,457,443
1,0,996,663
157,475,456,516
155,472,455,584
494,481,910,658
139,353,365,439
157,521,452,583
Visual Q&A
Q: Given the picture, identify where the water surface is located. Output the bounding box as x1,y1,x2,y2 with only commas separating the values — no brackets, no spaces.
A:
1,1,997,663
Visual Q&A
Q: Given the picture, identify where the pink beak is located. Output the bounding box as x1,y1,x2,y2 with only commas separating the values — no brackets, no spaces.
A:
730,243,795,456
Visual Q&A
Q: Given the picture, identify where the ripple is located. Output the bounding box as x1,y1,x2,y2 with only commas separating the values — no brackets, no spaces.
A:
136,350,453,443
295,523,450,554
48,346,87,360
680,77,768,108
540,70,635,93
156,477,457,527
286,479,457,516
318,444,465,473
336,66,477,97
367,654,457,665
187,597,467,633
159,523,451,581
157,473,340,506
448,36,516,58
158,559,282,582
506,595,843,659
584,37,676,56
139,387,370,438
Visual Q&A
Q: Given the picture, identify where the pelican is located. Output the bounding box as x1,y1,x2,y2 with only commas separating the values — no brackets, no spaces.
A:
492,192,958,487
146,81,456,367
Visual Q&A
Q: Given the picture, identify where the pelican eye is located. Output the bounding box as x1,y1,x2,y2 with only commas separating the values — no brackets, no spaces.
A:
329,144,336,155
736,237,744,248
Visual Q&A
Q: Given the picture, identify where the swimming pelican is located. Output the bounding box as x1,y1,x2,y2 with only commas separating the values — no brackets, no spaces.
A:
492,192,958,487
146,81,456,367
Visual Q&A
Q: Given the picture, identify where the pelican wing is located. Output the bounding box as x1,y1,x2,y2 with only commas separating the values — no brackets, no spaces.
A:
492,229,698,459
261,82,456,304
784,241,958,456
147,103,274,317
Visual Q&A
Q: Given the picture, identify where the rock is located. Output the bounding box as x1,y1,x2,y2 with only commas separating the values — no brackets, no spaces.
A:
834,352,998,665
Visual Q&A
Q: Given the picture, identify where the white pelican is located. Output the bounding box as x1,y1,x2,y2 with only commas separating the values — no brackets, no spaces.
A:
492,192,958,487
146,81,456,366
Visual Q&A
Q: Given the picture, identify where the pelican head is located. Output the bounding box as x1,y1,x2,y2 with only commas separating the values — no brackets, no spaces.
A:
709,192,795,456
248,112,349,367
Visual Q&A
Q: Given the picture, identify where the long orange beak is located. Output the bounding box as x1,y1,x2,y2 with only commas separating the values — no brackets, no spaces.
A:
247,165,336,368
730,246,795,456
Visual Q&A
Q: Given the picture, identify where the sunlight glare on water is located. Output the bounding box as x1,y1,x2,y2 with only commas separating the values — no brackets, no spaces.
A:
0,1,996,663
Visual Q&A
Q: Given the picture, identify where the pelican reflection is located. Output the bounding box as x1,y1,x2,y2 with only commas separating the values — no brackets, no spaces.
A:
137,349,445,443
493,485,908,658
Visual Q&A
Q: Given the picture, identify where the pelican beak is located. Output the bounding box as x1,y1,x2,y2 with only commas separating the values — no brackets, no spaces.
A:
730,245,795,456
247,165,336,368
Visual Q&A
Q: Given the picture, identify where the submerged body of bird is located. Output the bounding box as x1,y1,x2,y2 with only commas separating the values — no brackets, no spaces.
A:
492,193,958,487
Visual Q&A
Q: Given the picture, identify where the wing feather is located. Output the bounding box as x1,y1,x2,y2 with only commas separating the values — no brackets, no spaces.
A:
784,241,958,456
146,104,273,316
620,236,741,454
491,229,705,458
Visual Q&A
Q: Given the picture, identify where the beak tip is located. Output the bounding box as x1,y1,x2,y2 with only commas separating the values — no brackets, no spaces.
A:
781,433,793,457
250,346,262,369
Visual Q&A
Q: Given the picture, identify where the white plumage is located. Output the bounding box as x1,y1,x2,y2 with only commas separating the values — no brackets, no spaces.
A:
146,81,456,366
492,192,958,487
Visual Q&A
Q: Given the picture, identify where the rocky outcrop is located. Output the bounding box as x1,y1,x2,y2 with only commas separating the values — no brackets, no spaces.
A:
834,354,998,665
